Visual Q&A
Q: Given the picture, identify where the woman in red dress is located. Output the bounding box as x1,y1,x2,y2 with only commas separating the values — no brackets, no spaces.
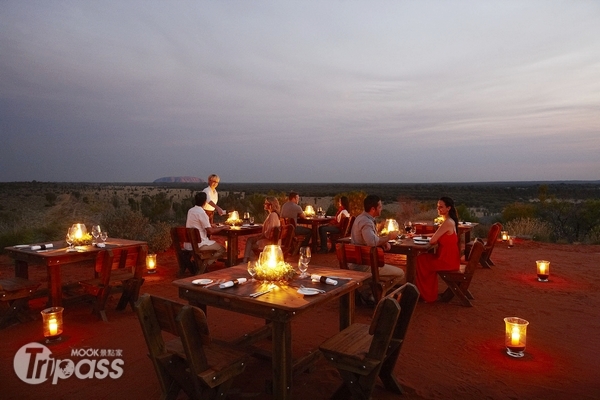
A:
415,197,460,302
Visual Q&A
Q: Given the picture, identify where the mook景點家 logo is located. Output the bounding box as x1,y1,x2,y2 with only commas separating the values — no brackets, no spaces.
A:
13,342,124,385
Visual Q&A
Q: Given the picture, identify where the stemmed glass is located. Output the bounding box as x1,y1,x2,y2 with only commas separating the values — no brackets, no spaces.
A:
100,231,108,244
404,221,413,236
298,247,311,278
91,225,101,245
247,261,257,281
66,227,75,252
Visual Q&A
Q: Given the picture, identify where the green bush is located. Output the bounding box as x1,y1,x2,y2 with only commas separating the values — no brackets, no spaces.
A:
101,208,149,241
145,221,173,253
504,218,552,241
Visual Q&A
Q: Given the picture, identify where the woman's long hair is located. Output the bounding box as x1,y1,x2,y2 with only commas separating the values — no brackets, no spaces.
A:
340,196,350,211
440,196,459,233
266,196,280,216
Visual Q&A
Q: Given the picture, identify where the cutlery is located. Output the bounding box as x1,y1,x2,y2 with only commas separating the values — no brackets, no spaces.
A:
204,280,223,288
250,285,276,297
300,285,325,293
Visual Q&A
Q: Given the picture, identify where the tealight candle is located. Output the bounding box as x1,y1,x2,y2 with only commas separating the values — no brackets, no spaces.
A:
536,260,550,282
504,317,529,357
501,231,509,242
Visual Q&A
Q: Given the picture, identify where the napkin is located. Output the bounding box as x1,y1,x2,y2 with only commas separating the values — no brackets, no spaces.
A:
31,243,53,250
311,274,338,285
219,278,247,289
95,243,106,248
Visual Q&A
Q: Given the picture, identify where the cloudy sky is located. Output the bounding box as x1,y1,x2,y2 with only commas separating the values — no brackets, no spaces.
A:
1,1,599,183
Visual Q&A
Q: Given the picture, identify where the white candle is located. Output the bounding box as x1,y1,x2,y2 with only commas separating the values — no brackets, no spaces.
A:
49,317,58,336
511,327,520,346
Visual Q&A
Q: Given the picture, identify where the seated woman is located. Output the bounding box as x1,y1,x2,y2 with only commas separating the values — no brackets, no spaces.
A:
318,196,351,253
243,197,281,262
415,196,460,303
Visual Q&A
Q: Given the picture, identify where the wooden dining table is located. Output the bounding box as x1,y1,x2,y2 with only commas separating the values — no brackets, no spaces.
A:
413,222,478,255
4,238,147,307
212,224,263,266
387,237,437,283
297,216,334,252
173,265,370,400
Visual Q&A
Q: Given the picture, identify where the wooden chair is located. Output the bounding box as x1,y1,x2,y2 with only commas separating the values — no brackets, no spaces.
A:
414,224,436,235
327,215,355,253
438,239,485,307
251,225,281,258
319,283,420,399
282,218,308,255
337,243,405,303
464,222,502,268
278,224,296,259
79,244,147,322
135,294,248,400
171,227,218,276
0,277,40,328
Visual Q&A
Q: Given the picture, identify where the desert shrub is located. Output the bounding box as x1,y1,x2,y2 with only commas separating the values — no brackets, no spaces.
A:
456,204,479,223
145,221,173,253
504,218,552,241
101,208,148,241
502,202,537,222
587,225,600,244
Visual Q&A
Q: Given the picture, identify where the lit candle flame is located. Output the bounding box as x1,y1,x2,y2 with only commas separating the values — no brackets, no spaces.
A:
511,327,520,346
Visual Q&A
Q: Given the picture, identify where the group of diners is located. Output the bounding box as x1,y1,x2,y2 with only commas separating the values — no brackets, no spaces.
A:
184,174,462,304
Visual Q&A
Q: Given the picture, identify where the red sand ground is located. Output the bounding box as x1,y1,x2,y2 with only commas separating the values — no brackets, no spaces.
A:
1,239,600,399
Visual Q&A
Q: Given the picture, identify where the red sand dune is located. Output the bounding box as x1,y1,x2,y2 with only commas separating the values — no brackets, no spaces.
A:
1,239,600,399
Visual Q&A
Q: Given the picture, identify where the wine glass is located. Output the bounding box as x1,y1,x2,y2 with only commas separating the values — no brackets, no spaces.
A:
91,225,101,245
66,228,75,251
249,216,255,225
247,261,257,281
298,247,311,278
404,221,413,235
100,231,108,244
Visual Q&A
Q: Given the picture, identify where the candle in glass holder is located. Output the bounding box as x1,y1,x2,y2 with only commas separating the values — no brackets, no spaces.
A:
304,205,315,217
41,307,64,342
536,260,550,282
146,254,157,274
381,219,399,235
504,317,529,357
501,231,509,242
508,235,514,247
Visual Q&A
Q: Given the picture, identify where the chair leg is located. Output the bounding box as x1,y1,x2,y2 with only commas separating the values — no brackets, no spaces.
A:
117,278,145,311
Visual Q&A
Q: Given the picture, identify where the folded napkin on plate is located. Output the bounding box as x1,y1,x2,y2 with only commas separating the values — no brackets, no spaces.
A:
31,243,53,250
219,278,247,289
95,243,106,248
311,274,338,285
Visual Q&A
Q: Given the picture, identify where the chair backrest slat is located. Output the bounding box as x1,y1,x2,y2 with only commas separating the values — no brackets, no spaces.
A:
464,239,485,275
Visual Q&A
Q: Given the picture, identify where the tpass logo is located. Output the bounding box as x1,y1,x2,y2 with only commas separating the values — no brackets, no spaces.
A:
13,342,124,385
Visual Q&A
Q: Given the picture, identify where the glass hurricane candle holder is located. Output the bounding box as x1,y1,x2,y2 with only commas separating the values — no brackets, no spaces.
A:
41,307,64,343
304,205,315,217
381,219,399,235
536,260,550,282
71,223,87,240
501,231,509,242
146,254,157,274
504,317,529,357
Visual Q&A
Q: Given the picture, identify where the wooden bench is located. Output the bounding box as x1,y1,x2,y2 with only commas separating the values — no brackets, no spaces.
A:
319,283,420,399
0,277,40,328
135,294,248,399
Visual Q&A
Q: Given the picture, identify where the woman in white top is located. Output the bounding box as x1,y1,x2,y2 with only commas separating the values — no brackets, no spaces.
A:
202,174,226,223
243,197,281,262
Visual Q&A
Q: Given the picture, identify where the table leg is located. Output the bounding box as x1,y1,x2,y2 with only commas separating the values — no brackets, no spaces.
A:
339,291,355,330
226,236,239,267
271,320,292,400
14,260,28,279
47,265,62,307
405,253,417,284
311,223,319,252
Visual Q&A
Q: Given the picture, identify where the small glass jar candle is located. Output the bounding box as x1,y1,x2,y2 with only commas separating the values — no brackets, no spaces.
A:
536,260,550,282
504,317,529,357
41,307,64,342
146,254,157,274
501,231,509,241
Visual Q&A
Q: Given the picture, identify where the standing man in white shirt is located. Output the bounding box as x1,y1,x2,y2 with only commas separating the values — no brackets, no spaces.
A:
186,191,227,268
202,174,226,223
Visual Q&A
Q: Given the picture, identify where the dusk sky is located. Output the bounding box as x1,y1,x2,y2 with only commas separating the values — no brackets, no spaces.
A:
1,1,599,183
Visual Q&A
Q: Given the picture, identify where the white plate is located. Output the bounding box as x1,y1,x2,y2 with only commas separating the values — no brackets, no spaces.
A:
192,279,213,286
298,287,320,296
13,244,29,248
413,239,430,244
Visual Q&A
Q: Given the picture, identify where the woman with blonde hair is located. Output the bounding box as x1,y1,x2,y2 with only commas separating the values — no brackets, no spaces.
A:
202,174,226,223
243,197,281,262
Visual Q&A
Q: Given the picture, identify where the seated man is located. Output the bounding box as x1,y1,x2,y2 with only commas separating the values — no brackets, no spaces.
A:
350,194,406,303
185,192,227,267
280,191,312,247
